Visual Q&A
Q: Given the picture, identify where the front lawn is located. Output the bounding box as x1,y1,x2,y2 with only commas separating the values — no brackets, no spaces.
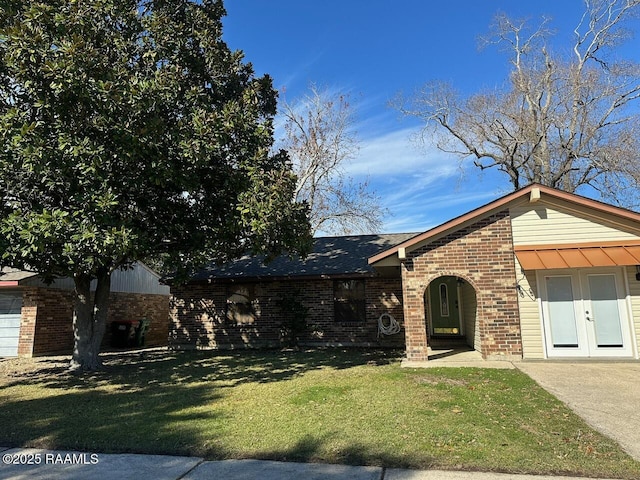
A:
1,349,638,478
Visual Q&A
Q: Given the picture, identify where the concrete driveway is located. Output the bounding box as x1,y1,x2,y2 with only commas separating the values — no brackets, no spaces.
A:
515,362,640,461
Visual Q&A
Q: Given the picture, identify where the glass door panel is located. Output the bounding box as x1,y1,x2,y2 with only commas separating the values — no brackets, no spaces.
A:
541,269,633,358
545,276,579,348
587,275,623,348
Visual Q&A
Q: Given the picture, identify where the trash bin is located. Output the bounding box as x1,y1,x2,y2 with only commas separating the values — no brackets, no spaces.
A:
110,320,135,348
134,318,151,347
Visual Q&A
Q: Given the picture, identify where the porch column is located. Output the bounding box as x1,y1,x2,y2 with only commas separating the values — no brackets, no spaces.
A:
401,263,428,361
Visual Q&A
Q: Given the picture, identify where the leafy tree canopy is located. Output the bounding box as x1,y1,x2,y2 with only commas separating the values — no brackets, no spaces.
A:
0,0,310,279
0,0,311,370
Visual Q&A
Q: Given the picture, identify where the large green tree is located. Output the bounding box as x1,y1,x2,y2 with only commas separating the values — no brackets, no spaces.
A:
0,0,311,371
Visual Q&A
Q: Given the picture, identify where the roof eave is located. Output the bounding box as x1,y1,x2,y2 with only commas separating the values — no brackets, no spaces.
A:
368,185,536,265
181,271,379,286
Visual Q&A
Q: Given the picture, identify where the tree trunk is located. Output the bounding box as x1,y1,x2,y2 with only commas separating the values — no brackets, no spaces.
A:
69,269,111,372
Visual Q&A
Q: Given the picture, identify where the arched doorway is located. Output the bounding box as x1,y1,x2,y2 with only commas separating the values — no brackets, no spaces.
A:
424,275,478,349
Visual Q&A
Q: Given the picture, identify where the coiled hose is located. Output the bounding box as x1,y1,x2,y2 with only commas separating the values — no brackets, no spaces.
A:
378,313,401,338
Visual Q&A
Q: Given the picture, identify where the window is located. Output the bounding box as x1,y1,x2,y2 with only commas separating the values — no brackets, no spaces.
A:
0,291,21,314
334,280,366,322
226,284,256,324
439,283,449,317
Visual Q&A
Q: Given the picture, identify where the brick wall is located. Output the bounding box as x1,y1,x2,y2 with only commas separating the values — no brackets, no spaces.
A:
401,210,522,361
17,288,38,356
107,292,170,347
17,287,170,356
169,277,405,350
31,287,75,356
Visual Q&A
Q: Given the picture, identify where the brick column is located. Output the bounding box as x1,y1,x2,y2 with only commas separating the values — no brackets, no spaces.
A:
17,288,37,357
401,261,429,361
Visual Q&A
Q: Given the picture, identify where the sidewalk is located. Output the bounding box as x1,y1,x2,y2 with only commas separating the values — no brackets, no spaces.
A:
0,447,620,480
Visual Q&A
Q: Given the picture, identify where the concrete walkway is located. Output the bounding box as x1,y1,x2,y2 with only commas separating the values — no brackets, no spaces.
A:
402,347,515,369
515,362,640,462
0,447,621,480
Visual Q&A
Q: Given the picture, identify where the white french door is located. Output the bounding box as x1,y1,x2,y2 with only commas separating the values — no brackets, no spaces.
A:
539,268,633,358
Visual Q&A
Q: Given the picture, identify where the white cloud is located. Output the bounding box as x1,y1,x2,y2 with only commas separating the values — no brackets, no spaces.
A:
379,188,502,233
344,126,457,178
310,122,510,234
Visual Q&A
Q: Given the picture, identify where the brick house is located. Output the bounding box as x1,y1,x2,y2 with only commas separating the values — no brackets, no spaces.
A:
170,184,640,362
0,262,170,357
169,233,414,350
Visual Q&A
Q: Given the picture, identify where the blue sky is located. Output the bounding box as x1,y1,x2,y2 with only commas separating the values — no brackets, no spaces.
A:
222,1,640,235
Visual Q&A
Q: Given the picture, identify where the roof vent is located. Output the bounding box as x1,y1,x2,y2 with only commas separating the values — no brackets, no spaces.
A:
529,187,541,203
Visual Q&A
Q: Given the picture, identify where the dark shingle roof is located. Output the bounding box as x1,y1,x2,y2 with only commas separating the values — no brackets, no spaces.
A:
188,233,417,282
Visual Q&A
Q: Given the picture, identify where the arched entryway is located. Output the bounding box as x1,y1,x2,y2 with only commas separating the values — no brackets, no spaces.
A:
424,275,478,350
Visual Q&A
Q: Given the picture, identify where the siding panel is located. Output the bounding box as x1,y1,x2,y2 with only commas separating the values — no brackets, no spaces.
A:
514,256,545,359
511,202,640,246
624,266,640,357
460,282,479,351
21,262,169,295
511,199,640,359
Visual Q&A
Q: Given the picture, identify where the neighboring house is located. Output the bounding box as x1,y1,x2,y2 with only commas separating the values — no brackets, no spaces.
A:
170,184,640,362
0,263,170,357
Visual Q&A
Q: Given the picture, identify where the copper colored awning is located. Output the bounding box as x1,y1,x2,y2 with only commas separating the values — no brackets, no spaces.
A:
514,240,640,270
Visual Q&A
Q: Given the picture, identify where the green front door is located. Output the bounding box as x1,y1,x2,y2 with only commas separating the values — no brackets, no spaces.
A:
428,276,462,336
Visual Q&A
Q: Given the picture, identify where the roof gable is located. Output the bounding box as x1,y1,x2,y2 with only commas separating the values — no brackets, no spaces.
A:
510,197,640,246
369,184,640,265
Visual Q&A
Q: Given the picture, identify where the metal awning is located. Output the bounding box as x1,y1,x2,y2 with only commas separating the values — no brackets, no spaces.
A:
514,241,640,270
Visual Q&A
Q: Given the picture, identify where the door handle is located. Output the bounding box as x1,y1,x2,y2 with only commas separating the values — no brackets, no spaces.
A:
586,310,593,321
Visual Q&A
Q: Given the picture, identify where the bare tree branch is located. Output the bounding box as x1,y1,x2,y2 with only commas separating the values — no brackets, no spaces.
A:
279,84,386,235
396,0,640,206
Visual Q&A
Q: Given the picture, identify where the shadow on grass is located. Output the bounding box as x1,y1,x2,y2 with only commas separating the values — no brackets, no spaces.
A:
253,434,434,469
0,381,224,456
0,348,405,462
1,347,402,391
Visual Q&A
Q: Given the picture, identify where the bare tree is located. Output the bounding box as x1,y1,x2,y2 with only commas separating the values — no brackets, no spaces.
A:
280,85,385,235
398,0,640,206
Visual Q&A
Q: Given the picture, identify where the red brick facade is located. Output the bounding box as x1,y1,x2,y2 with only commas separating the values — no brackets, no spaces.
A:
169,211,524,360
401,210,522,361
170,277,405,349
17,287,170,356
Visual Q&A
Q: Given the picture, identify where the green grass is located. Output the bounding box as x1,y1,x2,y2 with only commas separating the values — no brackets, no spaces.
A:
1,349,639,478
